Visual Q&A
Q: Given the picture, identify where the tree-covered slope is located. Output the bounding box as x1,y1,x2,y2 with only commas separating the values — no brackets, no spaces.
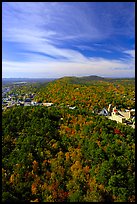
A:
2,106,135,202
34,77,135,110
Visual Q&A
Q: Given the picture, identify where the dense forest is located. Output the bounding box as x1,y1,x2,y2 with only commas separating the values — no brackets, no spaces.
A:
2,77,135,202
34,77,135,111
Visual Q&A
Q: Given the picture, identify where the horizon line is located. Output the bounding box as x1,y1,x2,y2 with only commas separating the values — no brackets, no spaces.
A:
2,75,135,79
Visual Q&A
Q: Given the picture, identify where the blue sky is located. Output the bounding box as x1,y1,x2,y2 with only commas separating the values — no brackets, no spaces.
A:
2,2,135,78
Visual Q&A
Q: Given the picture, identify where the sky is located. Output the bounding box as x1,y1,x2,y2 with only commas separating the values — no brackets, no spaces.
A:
2,2,135,78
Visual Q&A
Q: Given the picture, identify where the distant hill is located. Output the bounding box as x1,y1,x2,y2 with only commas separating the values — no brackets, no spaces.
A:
56,75,104,84
2,76,134,86
78,75,106,81
55,75,135,85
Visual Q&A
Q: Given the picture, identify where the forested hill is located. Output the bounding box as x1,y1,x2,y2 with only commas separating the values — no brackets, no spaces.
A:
2,106,135,202
2,76,135,202
57,75,105,84
34,77,135,111
54,75,135,85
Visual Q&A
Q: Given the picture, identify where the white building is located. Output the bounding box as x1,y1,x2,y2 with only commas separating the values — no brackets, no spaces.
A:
42,103,53,107
108,107,126,123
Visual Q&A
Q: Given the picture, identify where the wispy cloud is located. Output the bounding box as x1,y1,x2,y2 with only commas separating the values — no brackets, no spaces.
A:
2,2,135,78
123,50,135,59
3,2,134,44
2,48,135,78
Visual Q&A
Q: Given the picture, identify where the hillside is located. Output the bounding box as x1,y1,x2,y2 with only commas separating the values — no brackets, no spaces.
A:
2,76,135,202
34,77,135,111
54,75,135,85
2,106,135,202
57,75,105,84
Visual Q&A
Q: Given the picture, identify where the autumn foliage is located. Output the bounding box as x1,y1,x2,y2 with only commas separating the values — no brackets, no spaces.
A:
2,78,135,202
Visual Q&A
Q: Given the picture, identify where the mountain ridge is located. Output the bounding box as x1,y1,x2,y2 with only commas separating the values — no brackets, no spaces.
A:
55,75,135,85
2,75,135,85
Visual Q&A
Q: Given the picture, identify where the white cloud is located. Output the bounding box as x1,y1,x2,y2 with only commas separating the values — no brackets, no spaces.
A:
123,50,135,58
4,2,128,47
2,50,135,78
2,2,135,78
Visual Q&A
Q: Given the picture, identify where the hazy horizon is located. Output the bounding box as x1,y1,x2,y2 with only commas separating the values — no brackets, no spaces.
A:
2,2,135,78
2,74,135,80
